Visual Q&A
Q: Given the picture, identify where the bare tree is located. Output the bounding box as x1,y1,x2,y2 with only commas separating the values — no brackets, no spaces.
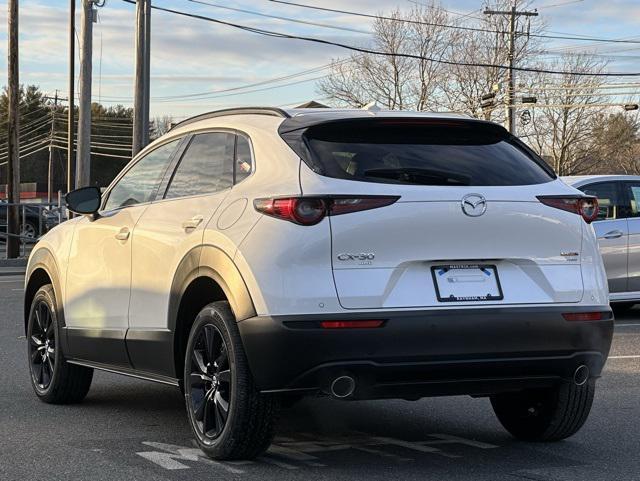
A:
520,54,608,175
589,112,640,174
151,115,175,140
441,0,543,120
318,2,455,110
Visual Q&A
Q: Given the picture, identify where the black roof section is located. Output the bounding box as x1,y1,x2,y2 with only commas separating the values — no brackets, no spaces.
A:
169,107,291,131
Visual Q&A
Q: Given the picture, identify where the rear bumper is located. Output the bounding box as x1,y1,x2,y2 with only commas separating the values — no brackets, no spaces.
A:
237,306,614,398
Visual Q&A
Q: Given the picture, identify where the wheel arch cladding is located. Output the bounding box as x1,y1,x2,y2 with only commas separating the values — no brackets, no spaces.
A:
170,245,256,380
24,248,62,336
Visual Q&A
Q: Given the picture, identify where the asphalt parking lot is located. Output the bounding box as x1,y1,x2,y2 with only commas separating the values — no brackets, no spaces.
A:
1,273,639,481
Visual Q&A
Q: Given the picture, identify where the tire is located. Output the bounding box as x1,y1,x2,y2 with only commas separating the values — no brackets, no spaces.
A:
184,301,277,460
20,219,38,239
27,284,93,404
490,380,595,442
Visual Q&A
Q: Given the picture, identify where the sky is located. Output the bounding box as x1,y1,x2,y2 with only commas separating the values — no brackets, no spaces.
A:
0,0,639,119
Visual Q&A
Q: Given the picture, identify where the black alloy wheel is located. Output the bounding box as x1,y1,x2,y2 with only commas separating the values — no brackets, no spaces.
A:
29,299,56,390
184,301,277,460
187,323,231,441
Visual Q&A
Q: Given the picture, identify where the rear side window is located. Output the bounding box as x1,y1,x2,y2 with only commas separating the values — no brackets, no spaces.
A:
234,135,253,184
301,119,555,186
165,132,234,199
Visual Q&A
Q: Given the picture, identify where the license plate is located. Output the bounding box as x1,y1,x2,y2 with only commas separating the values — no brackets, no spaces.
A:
431,264,503,302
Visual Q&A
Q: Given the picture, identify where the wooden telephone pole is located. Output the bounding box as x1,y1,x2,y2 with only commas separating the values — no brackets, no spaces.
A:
133,0,151,156
76,0,93,188
484,3,538,135
6,0,20,258
68,0,75,194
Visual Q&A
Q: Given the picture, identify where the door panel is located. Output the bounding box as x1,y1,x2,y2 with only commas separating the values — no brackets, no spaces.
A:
126,194,229,375
64,207,146,366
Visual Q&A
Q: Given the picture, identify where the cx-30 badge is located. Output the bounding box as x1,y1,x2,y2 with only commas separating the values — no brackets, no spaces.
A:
337,253,375,261
461,194,487,217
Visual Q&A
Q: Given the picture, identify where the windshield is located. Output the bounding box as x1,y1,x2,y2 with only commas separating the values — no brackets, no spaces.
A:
302,119,555,186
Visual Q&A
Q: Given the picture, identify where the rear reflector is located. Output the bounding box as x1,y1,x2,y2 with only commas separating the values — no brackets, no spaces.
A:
320,320,385,329
562,312,605,321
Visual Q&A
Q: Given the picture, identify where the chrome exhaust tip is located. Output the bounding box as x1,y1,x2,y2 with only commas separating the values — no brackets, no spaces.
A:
573,365,589,386
330,375,356,398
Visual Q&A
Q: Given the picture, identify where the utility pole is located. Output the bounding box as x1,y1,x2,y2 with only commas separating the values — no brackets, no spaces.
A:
133,0,150,155
7,0,20,258
76,0,93,188
484,3,538,135
47,91,58,203
143,0,151,146
68,0,75,194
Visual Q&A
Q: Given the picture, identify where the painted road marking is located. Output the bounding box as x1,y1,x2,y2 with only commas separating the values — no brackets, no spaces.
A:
616,323,640,327
609,355,640,359
138,442,245,474
136,433,501,471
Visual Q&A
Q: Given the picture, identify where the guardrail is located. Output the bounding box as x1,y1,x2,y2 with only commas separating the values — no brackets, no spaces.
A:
1,192,66,258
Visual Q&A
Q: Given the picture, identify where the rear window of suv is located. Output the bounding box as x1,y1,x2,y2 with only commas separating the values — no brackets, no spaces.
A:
298,119,555,186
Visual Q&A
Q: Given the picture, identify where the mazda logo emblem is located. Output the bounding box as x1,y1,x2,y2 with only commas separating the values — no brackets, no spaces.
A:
461,194,487,217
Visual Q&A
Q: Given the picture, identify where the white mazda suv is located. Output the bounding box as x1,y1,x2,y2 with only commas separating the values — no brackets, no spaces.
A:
24,107,613,460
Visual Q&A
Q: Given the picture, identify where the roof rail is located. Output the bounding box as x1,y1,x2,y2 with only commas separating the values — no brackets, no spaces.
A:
169,107,291,131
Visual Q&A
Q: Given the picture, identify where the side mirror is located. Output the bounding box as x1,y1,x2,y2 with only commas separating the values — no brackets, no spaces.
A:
65,187,101,217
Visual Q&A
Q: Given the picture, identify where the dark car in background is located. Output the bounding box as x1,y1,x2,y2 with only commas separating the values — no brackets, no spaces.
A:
0,201,51,241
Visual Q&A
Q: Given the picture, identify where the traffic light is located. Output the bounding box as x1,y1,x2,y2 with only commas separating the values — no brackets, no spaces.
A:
481,92,496,109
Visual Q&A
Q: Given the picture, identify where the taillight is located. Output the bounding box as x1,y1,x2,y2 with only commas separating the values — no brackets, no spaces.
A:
253,198,327,225
254,196,399,225
537,196,599,223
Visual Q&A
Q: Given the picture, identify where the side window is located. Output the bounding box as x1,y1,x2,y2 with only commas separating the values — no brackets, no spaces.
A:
578,182,626,220
235,135,254,184
625,183,640,218
165,133,234,199
103,139,179,211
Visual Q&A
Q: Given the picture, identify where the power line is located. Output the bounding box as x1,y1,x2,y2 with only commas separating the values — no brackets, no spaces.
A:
187,0,370,34
267,0,640,45
122,1,640,77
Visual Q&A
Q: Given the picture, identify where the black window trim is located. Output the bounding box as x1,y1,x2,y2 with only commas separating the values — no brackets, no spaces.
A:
100,136,188,213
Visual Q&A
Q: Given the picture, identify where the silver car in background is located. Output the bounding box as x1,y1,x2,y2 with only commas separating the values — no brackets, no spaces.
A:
563,175,640,312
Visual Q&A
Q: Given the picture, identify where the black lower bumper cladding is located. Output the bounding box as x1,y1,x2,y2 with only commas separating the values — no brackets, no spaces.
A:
238,306,613,399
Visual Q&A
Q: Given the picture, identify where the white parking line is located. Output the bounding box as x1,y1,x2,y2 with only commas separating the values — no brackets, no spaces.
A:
609,355,640,359
616,323,640,327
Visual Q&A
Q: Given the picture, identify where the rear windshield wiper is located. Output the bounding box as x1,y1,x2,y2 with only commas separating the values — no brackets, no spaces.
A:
363,168,470,186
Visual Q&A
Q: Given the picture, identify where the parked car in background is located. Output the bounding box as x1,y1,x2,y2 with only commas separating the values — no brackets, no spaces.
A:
25,108,613,460
563,175,640,313
0,201,49,241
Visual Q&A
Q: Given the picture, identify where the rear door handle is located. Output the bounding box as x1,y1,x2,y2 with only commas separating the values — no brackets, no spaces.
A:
115,227,130,241
182,215,204,231
602,230,624,239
